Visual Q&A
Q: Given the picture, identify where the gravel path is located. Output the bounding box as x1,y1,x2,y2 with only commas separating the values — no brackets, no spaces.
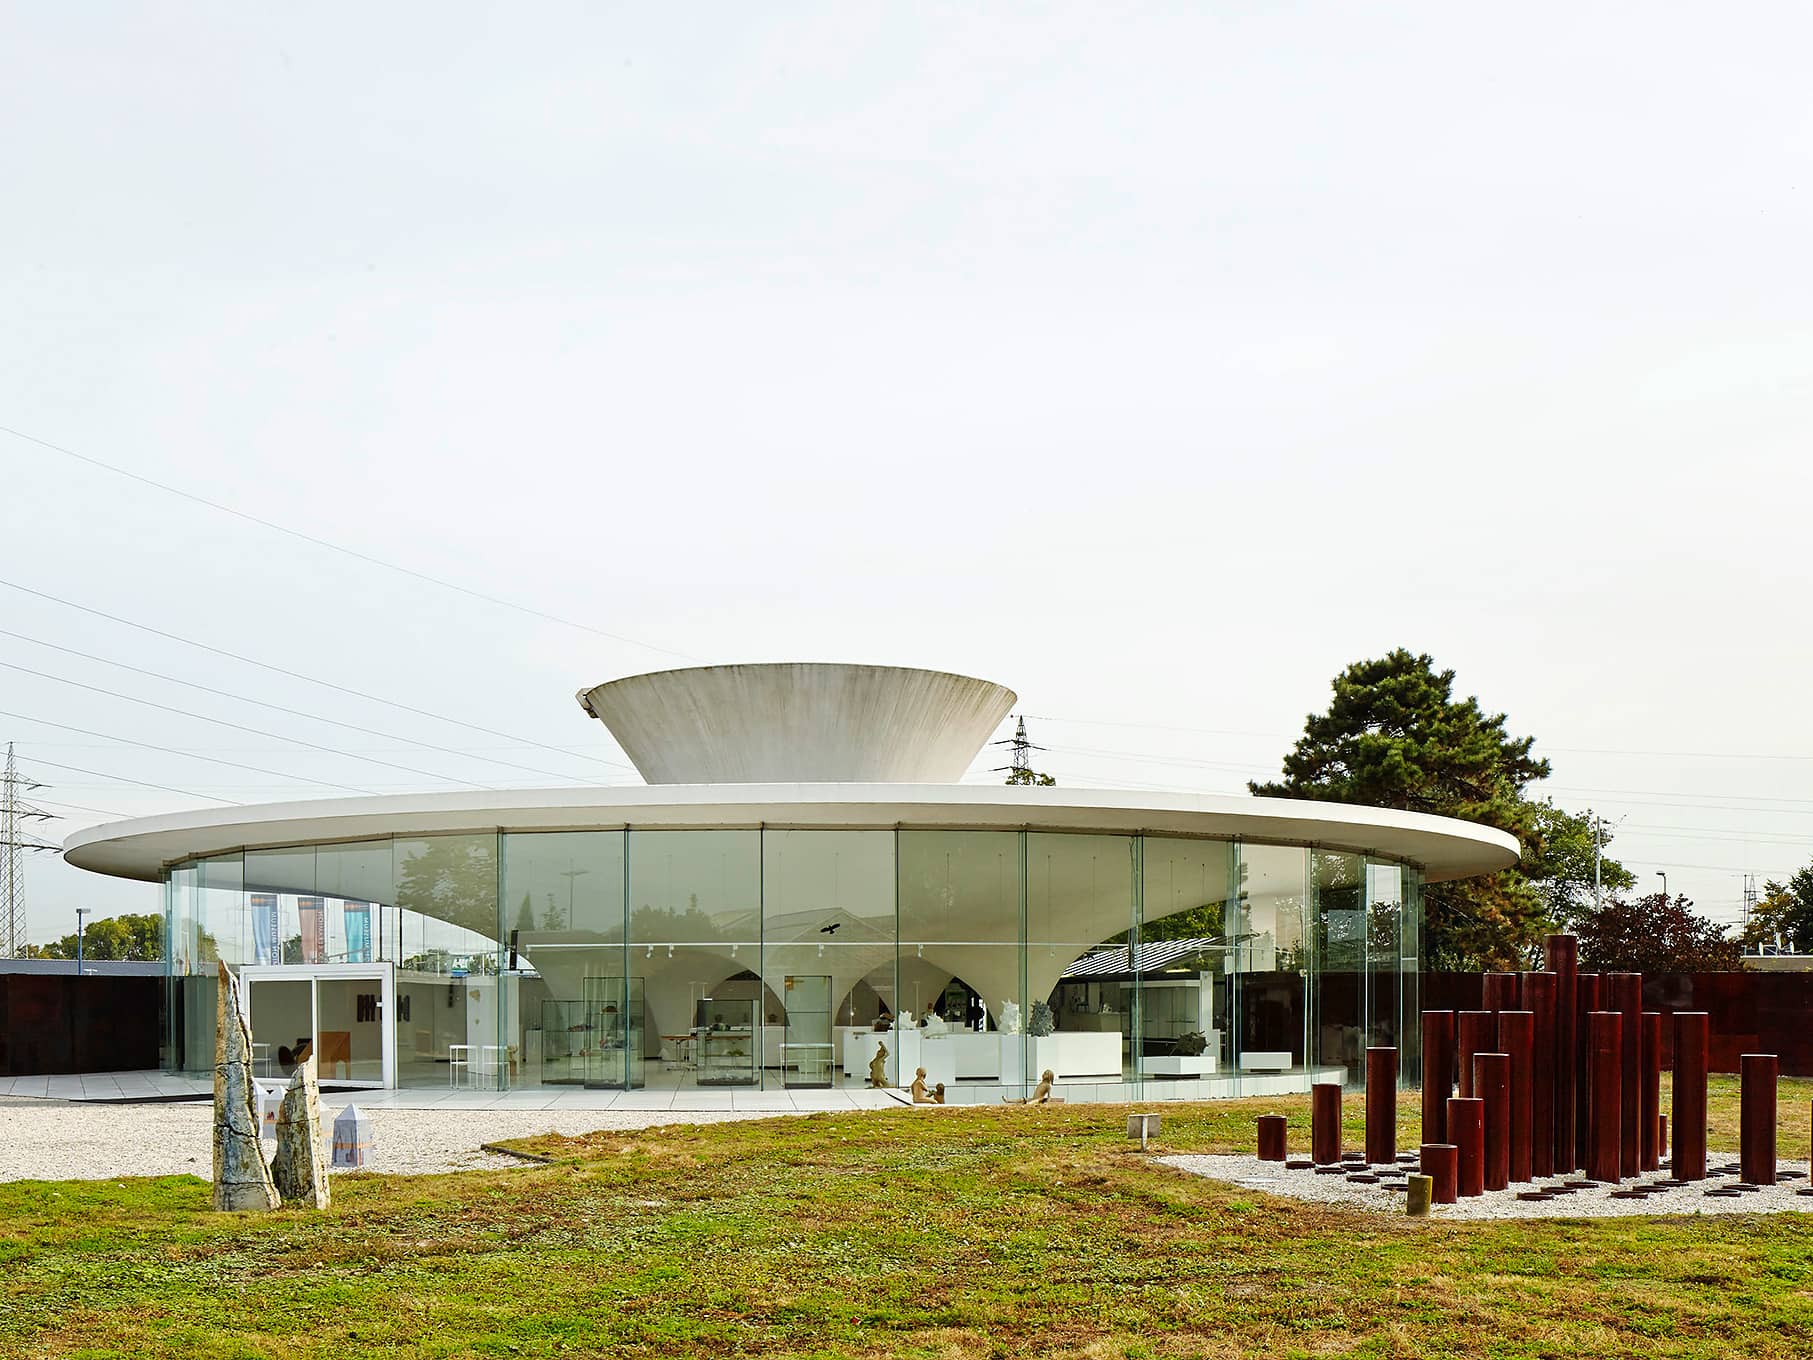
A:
1159,1152,1813,1219
0,1097,779,1183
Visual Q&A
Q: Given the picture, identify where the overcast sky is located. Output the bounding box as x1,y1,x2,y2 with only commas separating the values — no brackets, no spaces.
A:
4,4,1810,943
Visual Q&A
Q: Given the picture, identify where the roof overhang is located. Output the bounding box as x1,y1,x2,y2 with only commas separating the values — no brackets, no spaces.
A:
62,783,1520,885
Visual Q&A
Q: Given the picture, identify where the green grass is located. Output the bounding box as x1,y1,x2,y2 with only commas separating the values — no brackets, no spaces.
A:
3,1077,1812,1358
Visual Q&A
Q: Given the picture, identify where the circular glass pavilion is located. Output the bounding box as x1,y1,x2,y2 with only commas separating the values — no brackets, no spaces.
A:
63,664,1518,1102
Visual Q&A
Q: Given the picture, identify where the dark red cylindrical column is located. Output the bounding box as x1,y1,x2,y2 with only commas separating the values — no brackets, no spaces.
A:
1520,972,1557,1177
1588,1010,1622,1182
1448,1097,1485,1198
1457,1010,1493,1099
1421,1010,1454,1144
1575,973,1600,1172
1740,1054,1778,1186
1482,972,1520,1013
1421,1142,1458,1204
1609,973,1643,1179
1545,935,1578,1174
1257,1113,1287,1161
1671,1011,1708,1181
1639,1012,1662,1172
1475,1051,1511,1192
1498,1010,1534,1183
1365,1047,1398,1165
1311,1081,1343,1164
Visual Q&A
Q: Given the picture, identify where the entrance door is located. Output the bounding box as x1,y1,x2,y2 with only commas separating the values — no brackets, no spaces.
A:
242,964,395,1088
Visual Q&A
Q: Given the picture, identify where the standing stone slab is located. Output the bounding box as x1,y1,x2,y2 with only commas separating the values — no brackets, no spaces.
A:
270,1055,331,1210
212,962,280,1212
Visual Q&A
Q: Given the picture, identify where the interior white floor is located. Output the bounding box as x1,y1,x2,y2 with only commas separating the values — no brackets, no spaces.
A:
0,1064,1351,1109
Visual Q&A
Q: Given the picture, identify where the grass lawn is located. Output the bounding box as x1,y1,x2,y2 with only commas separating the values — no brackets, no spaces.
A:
4,1076,1813,1359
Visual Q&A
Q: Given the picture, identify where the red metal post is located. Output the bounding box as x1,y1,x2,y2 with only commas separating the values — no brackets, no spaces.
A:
1311,1081,1343,1164
1482,972,1520,1012
1740,1054,1778,1186
1448,1097,1485,1198
1639,1012,1662,1172
1257,1114,1287,1161
1609,972,1643,1178
1574,973,1600,1172
1365,1047,1398,1165
1421,1010,1454,1144
1520,972,1557,1177
1498,1010,1534,1183
1545,935,1578,1175
1457,1010,1493,1099
1671,1011,1708,1181
1420,1142,1458,1204
1588,1010,1622,1183
1475,1051,1511,1192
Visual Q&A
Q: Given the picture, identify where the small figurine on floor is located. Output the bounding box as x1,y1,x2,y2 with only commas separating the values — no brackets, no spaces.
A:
868,1042,889,1088
909,1066,946,1104
1003,1069,1056,1105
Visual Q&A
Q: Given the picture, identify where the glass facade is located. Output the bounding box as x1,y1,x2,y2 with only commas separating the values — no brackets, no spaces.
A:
163,828,1424,1101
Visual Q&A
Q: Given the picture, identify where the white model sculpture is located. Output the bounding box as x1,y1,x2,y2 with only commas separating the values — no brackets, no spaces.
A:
998,1000,1021,1035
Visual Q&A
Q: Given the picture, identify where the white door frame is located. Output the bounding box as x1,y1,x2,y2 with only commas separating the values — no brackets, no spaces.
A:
242,962,397,1088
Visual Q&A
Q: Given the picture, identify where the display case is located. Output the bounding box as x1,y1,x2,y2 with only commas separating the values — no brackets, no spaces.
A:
783,974,833,1089
695,996,757,1087
581,975,645,1090
539,999,588,1086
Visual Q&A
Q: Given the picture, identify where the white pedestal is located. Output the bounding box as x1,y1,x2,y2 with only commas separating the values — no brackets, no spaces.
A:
916,1037,958,1089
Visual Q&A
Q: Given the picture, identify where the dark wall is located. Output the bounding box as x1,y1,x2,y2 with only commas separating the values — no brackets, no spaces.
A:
1424,971,1813,1078
0,975,163,1076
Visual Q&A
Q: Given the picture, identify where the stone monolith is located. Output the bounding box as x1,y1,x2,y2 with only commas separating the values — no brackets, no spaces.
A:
270,1055,331,1210
212,962,280,1212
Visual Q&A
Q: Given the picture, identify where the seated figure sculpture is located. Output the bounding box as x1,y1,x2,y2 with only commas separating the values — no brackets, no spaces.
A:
909,1066,946,1104
1003,1068,1056,1105
868,1042,889,1088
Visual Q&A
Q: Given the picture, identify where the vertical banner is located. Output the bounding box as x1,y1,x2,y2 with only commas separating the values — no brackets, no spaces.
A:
344,904,372,964
298,896,326,964
249,892,279,965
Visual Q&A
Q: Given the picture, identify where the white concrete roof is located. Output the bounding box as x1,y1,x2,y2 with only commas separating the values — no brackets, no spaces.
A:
576,663,1017,784
62,783,1519,884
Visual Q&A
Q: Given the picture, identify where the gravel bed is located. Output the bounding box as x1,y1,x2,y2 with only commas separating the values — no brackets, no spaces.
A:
1158,1153,1813,1219
0,1098,776,1183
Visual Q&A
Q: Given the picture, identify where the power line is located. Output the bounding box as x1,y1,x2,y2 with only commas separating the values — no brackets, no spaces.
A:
0,658,504,793
0,625,609,785
24,757,237,805
33,796,135,821
0,423,701,665
0,709,375,796
0,577,634,772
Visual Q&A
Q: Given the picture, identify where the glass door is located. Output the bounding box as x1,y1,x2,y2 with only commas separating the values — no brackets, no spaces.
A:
241,965,393,1088
783,975,832,1089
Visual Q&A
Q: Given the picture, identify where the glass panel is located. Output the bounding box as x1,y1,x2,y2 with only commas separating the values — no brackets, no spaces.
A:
316,841,393,964
781,974,833,1088
629,830,761,1089
246,977,312,1082
393,834,501,1088
898,830,1022,1094
582,975,645,1089
502,832,628,1089
1137,837,1235,1090
198,853,249,965
1236,843,1312,1090
315,977,386,1084
1365,860,1404,1060
1312,850,1366,1086
1027,833,1136,1089
761,829,895,1092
